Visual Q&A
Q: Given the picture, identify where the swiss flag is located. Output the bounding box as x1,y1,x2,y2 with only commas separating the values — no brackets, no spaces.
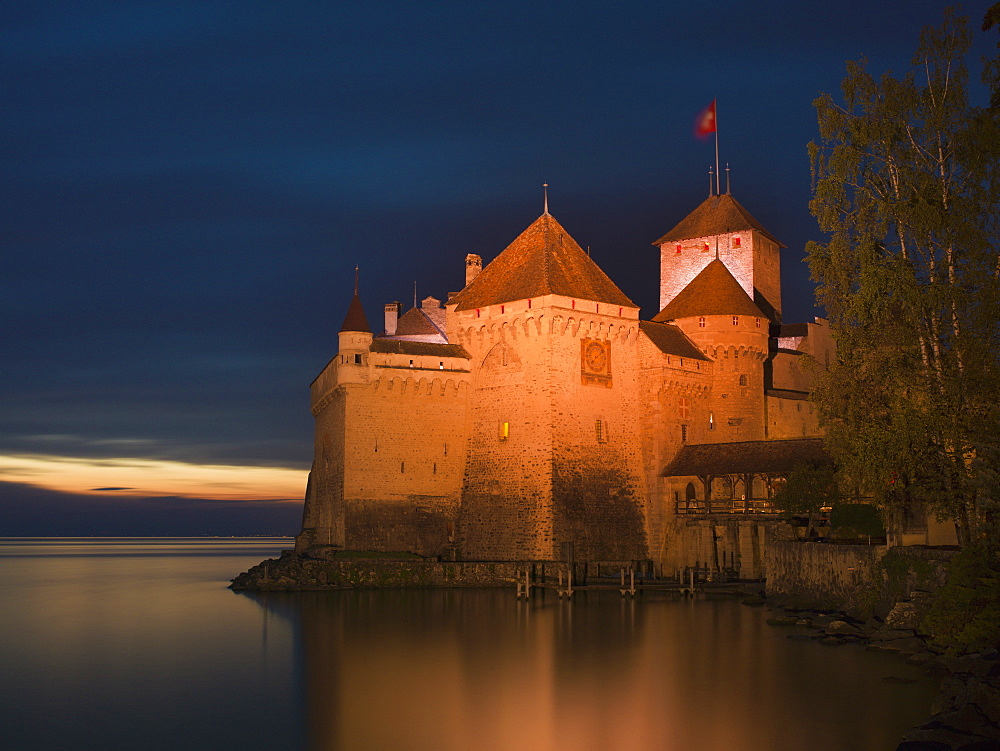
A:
695,100,717,138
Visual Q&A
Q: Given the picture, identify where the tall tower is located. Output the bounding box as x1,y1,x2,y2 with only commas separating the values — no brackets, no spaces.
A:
296,283,372,553
654,193,784,322
447,212,648,561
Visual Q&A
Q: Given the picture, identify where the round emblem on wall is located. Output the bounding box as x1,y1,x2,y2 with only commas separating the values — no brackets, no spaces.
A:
585,341,607,372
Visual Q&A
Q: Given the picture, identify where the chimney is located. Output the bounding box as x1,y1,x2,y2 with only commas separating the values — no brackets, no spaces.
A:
465,254,482,287
384,301,400,336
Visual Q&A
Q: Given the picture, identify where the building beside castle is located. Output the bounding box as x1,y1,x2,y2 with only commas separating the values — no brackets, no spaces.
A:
295,191,838,570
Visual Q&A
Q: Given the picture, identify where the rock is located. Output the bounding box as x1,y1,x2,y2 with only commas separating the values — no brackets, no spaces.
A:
906,652,939,666
827,619,865,636
820,636,847,646
886,601,924,630
873,628,919,642
796,618,813,626
868,637,927,654
767,616,800,626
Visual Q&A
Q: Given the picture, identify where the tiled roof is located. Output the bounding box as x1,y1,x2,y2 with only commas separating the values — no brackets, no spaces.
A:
451,213,635,311
370,339,471,359
393,307,443,337
340,293,370,333
639,321,710,361
661,438,830,477
653,193,783,246
652,259,765,321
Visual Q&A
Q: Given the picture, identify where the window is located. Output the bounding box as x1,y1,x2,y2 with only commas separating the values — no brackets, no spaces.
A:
755,317,761,328
400,462,405,473
443,443,448,456
433,462,437,475
409,359,414,368
596,419,607,443
709,412,715,430
499,421,510,441
675,244,682,254
354,354,363,364
681,424,688,443
739,374,748,386
699,317,706,328
732,236,742,248
702,242,710,252
439,361,444,369
732,316,739,326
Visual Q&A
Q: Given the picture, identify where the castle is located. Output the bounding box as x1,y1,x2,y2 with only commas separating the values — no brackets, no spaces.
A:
295,190,836,570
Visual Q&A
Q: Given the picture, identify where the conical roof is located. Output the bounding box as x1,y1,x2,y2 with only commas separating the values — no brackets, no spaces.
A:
339,292,370,333
652,259,764,321
653,193,783,247
451,213,635,311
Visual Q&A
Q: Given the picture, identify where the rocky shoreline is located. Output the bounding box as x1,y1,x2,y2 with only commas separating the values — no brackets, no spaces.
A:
760,602,1000,750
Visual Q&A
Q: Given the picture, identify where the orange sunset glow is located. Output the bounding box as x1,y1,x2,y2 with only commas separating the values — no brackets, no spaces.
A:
0,454,308,501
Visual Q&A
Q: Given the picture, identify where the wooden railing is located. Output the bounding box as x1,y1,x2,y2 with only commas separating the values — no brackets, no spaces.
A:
674,499,782,515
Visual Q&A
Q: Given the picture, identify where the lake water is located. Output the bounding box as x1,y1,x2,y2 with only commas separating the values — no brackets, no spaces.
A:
0,538,939,751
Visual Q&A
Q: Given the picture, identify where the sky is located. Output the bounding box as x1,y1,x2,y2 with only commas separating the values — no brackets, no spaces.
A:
3,1,997,535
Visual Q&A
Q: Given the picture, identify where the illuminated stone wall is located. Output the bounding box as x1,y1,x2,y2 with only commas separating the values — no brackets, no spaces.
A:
297,350,472,558
450,296,648,561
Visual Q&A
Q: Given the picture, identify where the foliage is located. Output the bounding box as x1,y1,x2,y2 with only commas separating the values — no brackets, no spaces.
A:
829,503,886,539
922,538,1000,652
773,461,841,517
806,9,1000,544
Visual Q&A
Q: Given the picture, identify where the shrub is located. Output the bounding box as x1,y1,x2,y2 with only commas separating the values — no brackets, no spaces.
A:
922,539,1000,652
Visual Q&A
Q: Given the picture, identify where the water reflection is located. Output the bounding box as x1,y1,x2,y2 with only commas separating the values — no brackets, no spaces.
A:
250,590,938,751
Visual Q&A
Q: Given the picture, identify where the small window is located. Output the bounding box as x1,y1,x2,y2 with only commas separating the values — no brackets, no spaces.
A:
596,419,607,443
732,316,739,326
699,317,706,328
709,412,715,431
679,358,684,367
675,244,682,254
354,354,363,364
732,236,741,249
681,424,688,443
409,359,414,368
400,462,405,473
443,443,448,456
755,317,761,328
702,242,710,253
500,305,505,314
439,361,444,369
499,421,510,441
739,374,748,387
433,462,437,475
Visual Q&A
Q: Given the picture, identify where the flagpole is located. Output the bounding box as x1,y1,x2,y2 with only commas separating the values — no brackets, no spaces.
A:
714,102,720,196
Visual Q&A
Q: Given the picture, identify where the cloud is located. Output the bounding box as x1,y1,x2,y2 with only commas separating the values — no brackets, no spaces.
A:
0,454,307,501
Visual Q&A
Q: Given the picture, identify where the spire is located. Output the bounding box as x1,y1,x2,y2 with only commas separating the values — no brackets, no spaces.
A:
725,163,731,195
708,166,714,197
339,268,371,333
543,183,549,215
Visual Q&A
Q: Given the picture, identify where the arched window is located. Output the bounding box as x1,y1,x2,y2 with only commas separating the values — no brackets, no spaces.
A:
739,374,748,386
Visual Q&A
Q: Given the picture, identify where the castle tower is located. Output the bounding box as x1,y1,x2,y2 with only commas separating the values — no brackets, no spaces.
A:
654,193,784,322
653,259,769,441
447,213,648,561
296,282,373,553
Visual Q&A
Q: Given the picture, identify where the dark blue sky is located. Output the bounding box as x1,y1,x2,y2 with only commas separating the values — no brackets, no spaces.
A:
3,1,996,534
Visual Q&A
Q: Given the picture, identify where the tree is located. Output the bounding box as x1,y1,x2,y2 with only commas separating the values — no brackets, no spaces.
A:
806,9,1000,545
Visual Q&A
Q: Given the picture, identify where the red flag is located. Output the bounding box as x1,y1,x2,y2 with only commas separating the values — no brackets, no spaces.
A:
695,100,717,139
